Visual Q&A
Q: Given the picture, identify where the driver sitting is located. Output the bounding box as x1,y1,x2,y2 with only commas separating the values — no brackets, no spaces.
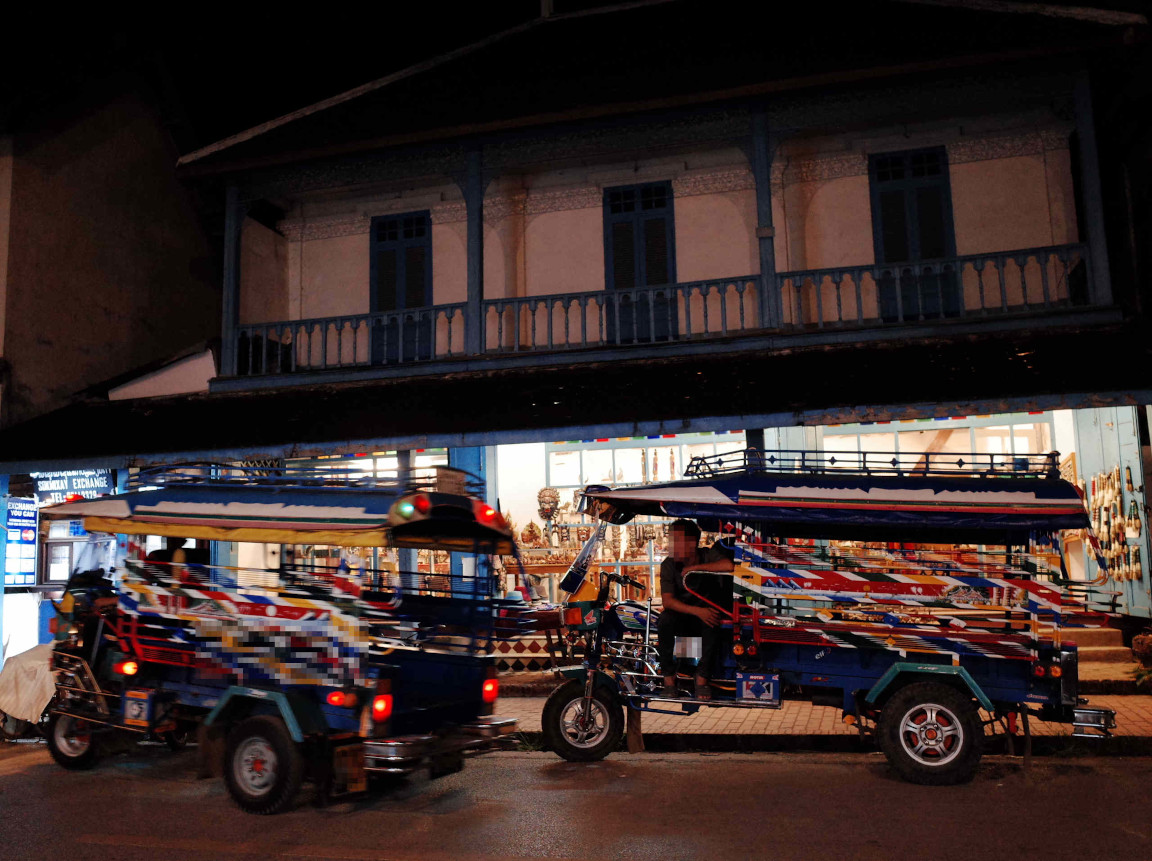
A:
657,519,734,700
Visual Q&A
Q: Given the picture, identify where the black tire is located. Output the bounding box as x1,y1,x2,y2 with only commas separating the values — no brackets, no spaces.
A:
878,682,983,785
224,716,303,815
542,679,624,762
163,726,191,751
46,713,99,771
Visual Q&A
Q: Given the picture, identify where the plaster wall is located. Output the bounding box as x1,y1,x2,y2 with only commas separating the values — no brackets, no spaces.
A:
434,222,468,305
239,218,288,324
950,154,1056,254
524,207,604,296
296,233,369,319
674,189,758,283
3,91,218,426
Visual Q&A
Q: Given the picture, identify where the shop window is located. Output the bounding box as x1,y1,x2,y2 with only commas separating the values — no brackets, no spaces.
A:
869,148,959,321
603,181,677,343
973,425,1013,455
897,428,972,458
370,212,433,363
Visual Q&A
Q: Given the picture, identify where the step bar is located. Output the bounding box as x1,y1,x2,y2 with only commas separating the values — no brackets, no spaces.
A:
1071,707,1117,739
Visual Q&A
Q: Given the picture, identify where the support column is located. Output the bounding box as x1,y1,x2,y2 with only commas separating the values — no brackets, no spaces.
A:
0,474,7,663
449,446,486,597
1074,71,1113,306
396,450,419,589
750,108,780,329
220,184,245,377
464,147,485,355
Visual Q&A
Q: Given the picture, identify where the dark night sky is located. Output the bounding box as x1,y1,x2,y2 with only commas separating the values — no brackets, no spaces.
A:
3,0,1146,156
0,1,543,151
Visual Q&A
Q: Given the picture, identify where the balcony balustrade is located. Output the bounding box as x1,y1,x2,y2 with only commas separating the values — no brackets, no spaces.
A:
230,243,1093,378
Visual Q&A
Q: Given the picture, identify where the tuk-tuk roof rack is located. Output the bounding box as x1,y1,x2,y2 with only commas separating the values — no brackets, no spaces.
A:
125,462,485,495
683,448,1062,480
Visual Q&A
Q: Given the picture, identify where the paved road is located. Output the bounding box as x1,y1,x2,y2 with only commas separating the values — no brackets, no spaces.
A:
2,743,1150,861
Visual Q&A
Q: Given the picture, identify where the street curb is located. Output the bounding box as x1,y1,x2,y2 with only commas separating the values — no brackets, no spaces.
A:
510,731,1152,757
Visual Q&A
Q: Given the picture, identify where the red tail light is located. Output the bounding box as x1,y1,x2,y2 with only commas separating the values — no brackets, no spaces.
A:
114,660,139,676
1033,664,1047,677
1049,665,1063,679
413,494,431,514
482,678,499,703
372,694,393,722
326,690,358,708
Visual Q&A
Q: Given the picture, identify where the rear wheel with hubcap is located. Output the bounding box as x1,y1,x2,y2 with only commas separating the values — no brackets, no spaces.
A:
879,681,983,785
224,716,303,815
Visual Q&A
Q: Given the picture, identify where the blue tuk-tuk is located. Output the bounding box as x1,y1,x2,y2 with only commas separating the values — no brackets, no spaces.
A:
42,463,520,813
544,448,1116,784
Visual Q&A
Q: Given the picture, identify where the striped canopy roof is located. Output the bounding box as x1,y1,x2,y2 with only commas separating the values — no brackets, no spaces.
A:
42,483,515,553
584,471,1089,542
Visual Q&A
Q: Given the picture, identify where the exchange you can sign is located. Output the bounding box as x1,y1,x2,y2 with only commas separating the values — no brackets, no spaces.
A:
31,469,115,507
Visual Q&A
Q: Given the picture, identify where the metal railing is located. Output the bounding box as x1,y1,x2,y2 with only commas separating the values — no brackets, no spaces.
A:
684,448,1062,479
228,244,1093,376
776,243,1089,329
234,303,466,375
481,276,759,352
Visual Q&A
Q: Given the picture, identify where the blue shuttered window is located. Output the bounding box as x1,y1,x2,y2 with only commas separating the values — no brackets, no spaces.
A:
370,212,433,362
869,148,960,321
603,181,677,343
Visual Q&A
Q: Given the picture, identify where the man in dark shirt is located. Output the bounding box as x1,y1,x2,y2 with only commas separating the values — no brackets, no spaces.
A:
657,519,734,699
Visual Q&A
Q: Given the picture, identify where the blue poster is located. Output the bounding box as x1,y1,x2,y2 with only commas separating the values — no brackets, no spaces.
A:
5,497,37,587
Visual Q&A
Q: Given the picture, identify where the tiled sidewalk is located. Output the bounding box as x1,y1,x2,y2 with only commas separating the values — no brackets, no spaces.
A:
496,694,1152,738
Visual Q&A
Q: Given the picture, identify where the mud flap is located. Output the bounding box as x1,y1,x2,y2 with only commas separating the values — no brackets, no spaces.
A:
196,722,226,779
626,706,645,753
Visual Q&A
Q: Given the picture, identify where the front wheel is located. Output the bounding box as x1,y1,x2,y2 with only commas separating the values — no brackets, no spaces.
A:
542,679,624,762
878,682,983,785
224,716,303,815
46,713,99,770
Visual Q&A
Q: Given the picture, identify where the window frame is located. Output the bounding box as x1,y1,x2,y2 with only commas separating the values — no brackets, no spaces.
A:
602,180,677,291
369,211,434,314
867,146,958,265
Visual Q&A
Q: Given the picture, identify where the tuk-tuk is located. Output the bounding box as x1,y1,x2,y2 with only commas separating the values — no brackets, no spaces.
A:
42,463,520,813
543,448,1116,785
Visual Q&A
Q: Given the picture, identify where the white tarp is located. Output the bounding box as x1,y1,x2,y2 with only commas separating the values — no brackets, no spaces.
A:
0,643,55,723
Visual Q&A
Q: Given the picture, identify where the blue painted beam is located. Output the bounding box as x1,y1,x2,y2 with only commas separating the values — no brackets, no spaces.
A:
396,449,418,590
1074,70,1112,306
448,445,486,597
220,184,244,377
465,146,484,355
750,107,779,329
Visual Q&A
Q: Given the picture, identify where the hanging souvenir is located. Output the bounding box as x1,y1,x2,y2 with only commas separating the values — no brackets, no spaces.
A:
669,450,676,480
1126,465,1134,492
1127,499,1142,539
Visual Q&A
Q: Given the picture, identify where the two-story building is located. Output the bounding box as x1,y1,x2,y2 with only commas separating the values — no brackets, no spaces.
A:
1,0,1150,656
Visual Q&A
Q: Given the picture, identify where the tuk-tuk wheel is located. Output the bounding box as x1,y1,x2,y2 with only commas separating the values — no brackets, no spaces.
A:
46,713,99,770
878,681,983,786
542,679,624,762
225,716,303,815
163,726,191,751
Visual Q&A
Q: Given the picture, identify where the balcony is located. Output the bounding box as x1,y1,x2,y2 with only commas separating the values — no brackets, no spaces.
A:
226,243,1104,384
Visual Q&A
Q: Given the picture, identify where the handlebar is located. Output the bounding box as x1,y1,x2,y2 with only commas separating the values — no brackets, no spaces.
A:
605,571,646,592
